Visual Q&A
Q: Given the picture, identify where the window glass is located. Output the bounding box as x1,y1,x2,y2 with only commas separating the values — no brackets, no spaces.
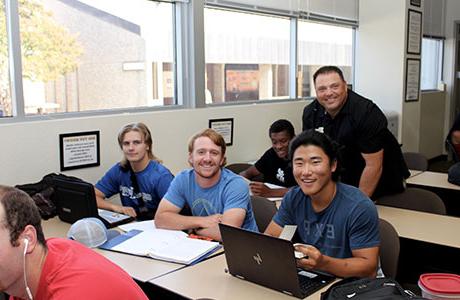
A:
421,37,443,91
18,0,175,115
204,8,290,103
298,21,353,98
0,1,12,117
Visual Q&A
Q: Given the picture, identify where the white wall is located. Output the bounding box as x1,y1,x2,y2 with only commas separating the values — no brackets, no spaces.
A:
0,101,306,186
355,0,407,141
444,0,460,136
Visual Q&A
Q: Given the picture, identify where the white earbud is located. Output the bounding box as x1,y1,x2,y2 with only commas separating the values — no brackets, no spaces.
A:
23,238,33,300
23,238,29,255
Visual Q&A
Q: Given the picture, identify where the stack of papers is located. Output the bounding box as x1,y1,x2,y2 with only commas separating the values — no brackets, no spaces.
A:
100,221,221,265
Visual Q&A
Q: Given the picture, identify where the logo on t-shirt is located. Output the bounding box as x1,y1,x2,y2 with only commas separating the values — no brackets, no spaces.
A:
276,168,285,183
120,186,152,202
191,198,216,216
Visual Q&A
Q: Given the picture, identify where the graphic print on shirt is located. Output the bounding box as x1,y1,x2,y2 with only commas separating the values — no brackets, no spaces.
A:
119,186,152,202
276,168,285,183
191,198,216,216
302,220,342,252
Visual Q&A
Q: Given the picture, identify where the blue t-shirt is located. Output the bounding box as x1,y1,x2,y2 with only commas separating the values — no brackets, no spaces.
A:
95,160,174,215
164,168,258,232
273,182,379,259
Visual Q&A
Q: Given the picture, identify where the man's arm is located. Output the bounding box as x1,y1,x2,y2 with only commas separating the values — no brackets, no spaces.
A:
94,188,136,217
359,150,383,197
264,220,284,237
196,208,247,241
295,244,379,278
239,165,261,179
154,198,222,231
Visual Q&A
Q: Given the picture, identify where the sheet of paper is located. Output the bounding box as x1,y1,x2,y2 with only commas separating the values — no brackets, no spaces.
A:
118,220,157,232
279,225,297,241
267,197,282,202
264,182,285,189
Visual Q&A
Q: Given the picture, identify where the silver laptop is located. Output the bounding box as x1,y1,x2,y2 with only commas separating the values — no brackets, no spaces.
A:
219,223,334,298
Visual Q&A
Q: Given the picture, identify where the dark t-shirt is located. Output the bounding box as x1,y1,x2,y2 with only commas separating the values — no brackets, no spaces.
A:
302,90,409,197
254,148,297,187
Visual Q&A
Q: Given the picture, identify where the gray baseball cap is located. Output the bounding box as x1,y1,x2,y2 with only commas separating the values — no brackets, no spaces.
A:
67,217,119,248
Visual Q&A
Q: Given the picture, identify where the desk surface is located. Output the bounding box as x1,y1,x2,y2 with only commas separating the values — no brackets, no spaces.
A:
377,205,460,248
406,171,460,191
42,218,186,282
150,254,334,300
409,169,423,178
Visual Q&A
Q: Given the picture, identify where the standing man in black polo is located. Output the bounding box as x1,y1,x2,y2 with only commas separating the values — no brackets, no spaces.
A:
302,66,409,198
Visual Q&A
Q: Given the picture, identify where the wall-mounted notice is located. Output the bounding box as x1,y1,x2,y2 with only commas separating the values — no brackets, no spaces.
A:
405,58,421,102
407,9,422,55
60,131,100,171
209,118,234,146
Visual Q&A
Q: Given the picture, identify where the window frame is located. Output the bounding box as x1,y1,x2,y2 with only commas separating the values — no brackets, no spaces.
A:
1,0,356,122
420,36,445,92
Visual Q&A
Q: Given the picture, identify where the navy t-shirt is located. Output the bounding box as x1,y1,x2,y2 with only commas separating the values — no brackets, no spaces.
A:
273,182,379,259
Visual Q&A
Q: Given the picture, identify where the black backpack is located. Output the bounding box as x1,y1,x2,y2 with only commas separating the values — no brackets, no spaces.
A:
321,277,427,300
15,173,87,220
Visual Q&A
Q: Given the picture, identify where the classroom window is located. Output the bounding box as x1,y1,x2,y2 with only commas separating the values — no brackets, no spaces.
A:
297,21,354,97
421,37,443,91
204,8,290,103
17,0,175,115
0,1,12,117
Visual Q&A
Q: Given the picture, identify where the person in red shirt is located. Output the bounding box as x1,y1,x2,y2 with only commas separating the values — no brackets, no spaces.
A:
0,185,148,300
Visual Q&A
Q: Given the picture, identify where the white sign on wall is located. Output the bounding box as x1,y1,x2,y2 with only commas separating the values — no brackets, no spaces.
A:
60,131,100,171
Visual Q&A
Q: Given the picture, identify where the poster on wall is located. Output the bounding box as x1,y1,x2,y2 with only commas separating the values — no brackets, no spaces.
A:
60,131,100,171
209,118,234,146
407,9,422,54
405,58,421,102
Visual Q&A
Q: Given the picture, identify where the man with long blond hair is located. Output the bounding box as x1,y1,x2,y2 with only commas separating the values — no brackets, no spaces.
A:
95,122,174,220
155,129,258,241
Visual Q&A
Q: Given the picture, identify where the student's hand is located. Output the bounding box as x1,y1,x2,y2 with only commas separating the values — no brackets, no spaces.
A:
249,181,271,196
114,205,137,217
294,244,324,270
199,214,223,229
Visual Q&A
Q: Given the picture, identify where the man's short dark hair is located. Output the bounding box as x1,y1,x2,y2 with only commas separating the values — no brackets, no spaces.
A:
269,119,295,138
313,66,345,84
289,130,340,181
0,185,46,247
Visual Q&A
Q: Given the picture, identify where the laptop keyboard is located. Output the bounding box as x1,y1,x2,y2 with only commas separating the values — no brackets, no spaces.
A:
298,274,328,296
98,209,131,223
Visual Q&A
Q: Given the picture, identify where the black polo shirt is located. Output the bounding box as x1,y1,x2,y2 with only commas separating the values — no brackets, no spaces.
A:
302,90,409,197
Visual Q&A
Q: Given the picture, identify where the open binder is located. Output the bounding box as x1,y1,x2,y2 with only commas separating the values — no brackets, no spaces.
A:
99,221,221,265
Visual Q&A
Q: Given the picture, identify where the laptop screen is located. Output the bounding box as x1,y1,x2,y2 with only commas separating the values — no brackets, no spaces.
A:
219,223,334,298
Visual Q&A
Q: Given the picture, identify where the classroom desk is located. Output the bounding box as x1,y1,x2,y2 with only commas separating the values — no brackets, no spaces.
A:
408,169,423,178
406,171,460,191
42,217,187,282
150,254,335,300
376,205,460,249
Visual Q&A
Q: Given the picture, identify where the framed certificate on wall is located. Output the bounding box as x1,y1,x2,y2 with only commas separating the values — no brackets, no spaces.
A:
407,9,422,55
405,58,421,102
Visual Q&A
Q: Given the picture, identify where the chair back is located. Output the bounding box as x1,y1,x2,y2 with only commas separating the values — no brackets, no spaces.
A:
402,152,428,171
378,219,400,279
376,187,446,215
250,195,277,232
